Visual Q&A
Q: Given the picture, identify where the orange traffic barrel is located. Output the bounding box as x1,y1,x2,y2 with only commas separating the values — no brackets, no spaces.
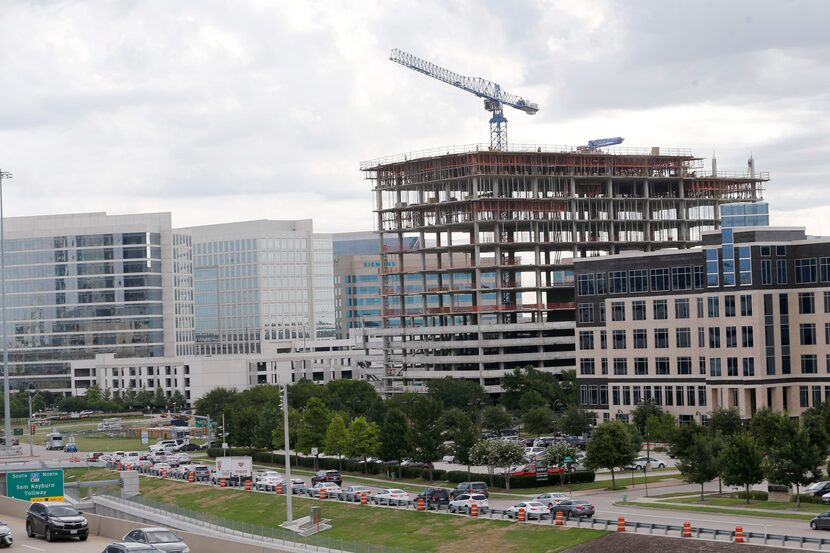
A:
555,510,564,525
617,516,626,532
518,507,526,522
735,526,744,543
220,477,227,488
470,503,479,517
417,497,425,511
320,487,327,500
276,482,283,495
682,521,692,538
360,492,368,505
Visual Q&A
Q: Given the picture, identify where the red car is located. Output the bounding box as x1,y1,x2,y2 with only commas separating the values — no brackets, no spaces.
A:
510,464,565,477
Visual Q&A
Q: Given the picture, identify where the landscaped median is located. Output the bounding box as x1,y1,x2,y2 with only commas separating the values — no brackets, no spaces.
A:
617,494,820,522
71,468,608,552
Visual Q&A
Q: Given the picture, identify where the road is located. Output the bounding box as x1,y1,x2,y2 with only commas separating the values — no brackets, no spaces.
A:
0,515,112,553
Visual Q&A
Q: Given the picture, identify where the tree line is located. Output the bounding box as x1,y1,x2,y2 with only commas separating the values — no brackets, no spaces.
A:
193,368,587,475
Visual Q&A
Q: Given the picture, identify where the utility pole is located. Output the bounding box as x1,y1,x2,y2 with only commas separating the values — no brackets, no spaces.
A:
0,169,12,448
221,413,227,457
282,384,293,522
27,391,33,457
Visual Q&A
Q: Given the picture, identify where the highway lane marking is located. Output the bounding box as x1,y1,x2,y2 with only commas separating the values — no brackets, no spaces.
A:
19,544,46,552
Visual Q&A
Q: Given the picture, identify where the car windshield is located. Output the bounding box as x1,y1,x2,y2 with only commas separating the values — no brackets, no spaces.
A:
146,531,181,543
48,506,80,517
471,495,487,500
389,489,406,494
808,482,828,490
527,502,545,507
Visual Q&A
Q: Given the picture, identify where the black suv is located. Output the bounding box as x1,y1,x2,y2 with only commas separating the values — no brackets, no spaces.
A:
26,502,89,542
451,481,489,500
311,470,342,487
417,487,450,506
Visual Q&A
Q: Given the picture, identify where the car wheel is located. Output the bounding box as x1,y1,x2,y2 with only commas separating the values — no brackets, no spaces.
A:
812,521,818,530
45,528,53,542
79,535,88,542
658,463,666,469
26,522,33,538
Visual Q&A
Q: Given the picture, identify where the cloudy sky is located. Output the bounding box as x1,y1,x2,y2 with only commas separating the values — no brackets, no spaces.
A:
1,0,828,234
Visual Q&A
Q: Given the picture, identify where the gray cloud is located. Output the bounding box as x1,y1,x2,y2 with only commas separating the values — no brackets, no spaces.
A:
0,0,828,234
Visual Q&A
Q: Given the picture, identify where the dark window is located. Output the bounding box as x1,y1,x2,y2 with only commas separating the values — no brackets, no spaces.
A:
821,258,830,282
600,331,607,349
613,358,628,375
577,274,595,296
671,266,692,290
675,298,690,319
633,329,647,349
708,297,719,318
613,330,626,349
655,357,669,375
694,266,705,289
776,245,787,256
698,327,705,347
609,271,627,294
579,331,594,350
677,357,692,375
743,358,755,377
802,354,818,374
710,358,722,376
742,326,754,347
676,328,691,348
580,359,595,375
726,326,737,348
796,259,818,284
650,268,670,292
611,302,625,322
655,328,669,348
578,304,594,323
761,260,772,285
634,358,648,375
709,327,721,348
727,357,739,377
699,356,706,375
800,385,809,408
629,270,648,293
596,273,606,294
740,295,752,316
632,300,646,321
760,246,771,256
800,323,817,346
725,295,736,317
653,300,668,320
777,259,788,285
799,292,815,314
696,297,704,318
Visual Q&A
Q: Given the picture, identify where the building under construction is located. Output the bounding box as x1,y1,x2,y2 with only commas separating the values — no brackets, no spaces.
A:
361,143,768,394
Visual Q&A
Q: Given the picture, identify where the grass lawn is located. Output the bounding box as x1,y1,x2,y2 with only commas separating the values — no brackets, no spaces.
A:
137,477,607,552
72,435,147,452
618,501,815,521
661,495,828,514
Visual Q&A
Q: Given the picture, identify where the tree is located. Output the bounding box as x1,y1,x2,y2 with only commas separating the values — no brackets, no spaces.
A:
481,406,511,435
470,440,499,487
344,416,380,473
378,408,409,462
438,408,478,475
630,399,662,431
296,397,331,455
763,425,824,508
407,397,444,479
677,433,720,500
427,378,487,411
557,406,593,437
644,412,675,442
501,367,572,411
287,379,328,411
708,408,742,439
522,406,554,437
800,406,830,456
543,442,579,468
720,432,764,504
324,414,349,471
585,420,637,489
493,441,526,490
667,421,704,459
749,408,795,453
517,390,547,414
325,380,384,422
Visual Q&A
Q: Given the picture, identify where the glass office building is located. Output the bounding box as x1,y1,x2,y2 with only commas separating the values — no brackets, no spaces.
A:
2,212,187,392
186,219,335,355
720,202,769,228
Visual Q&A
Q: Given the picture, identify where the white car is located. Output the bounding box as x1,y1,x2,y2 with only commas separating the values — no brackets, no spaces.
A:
371,489,411,503
535,492,570,508
171,453,192,466
256,475,284,490
341,485,373,502
626,456,667,470
152,463,172,475
524,446,546,460
442,455,457,464
448,493,489,514
256,471,283,482
307,482,341,498
506,501,551,520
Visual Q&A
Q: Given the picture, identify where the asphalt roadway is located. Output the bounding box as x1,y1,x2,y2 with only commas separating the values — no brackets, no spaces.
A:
0,515,113,553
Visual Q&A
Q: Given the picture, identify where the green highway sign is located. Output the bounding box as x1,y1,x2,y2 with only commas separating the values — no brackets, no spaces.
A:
563,456,573,463
6,469,65,502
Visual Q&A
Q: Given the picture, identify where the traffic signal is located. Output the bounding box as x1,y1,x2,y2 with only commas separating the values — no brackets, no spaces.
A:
30,425,36,435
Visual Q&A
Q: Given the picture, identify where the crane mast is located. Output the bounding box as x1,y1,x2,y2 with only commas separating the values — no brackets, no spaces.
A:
390,49,539,151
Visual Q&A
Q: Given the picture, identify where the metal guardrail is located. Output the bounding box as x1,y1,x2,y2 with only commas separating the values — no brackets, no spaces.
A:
98,494,425,553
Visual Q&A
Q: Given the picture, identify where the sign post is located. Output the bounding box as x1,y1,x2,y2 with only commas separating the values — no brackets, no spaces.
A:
6,470,65,501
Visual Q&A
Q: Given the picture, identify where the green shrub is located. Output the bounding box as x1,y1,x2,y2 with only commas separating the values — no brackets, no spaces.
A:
792,493,824,504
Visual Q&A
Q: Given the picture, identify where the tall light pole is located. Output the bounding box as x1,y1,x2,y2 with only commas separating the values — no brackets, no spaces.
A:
282,383,293,523
27,390,34,457
0,169,12,448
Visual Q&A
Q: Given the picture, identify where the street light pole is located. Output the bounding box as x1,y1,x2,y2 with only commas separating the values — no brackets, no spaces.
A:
282,384,293,523
27,391,33,457
0,169,13,448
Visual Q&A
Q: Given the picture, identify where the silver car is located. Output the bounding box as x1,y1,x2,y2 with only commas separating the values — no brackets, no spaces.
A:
123,528,189,553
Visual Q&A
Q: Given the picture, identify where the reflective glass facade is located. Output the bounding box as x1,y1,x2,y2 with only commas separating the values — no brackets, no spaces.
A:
3,213,179,391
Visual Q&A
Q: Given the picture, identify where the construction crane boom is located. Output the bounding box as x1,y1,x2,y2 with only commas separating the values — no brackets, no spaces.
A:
390,48,539,151
586,137,624,150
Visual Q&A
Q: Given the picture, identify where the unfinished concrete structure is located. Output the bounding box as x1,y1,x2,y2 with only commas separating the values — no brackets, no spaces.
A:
361,144,768,394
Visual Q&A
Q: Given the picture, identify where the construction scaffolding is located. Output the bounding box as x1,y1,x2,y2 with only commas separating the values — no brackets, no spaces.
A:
362,144,768,393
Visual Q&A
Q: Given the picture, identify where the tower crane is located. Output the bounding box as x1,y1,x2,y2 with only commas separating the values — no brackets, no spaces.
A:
389,49,539,151
585,137,624,150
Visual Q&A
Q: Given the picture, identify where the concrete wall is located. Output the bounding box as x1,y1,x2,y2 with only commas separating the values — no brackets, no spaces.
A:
0,496,291,553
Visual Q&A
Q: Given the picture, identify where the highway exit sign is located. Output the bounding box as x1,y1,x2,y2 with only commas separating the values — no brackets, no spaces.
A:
6,469,65,502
